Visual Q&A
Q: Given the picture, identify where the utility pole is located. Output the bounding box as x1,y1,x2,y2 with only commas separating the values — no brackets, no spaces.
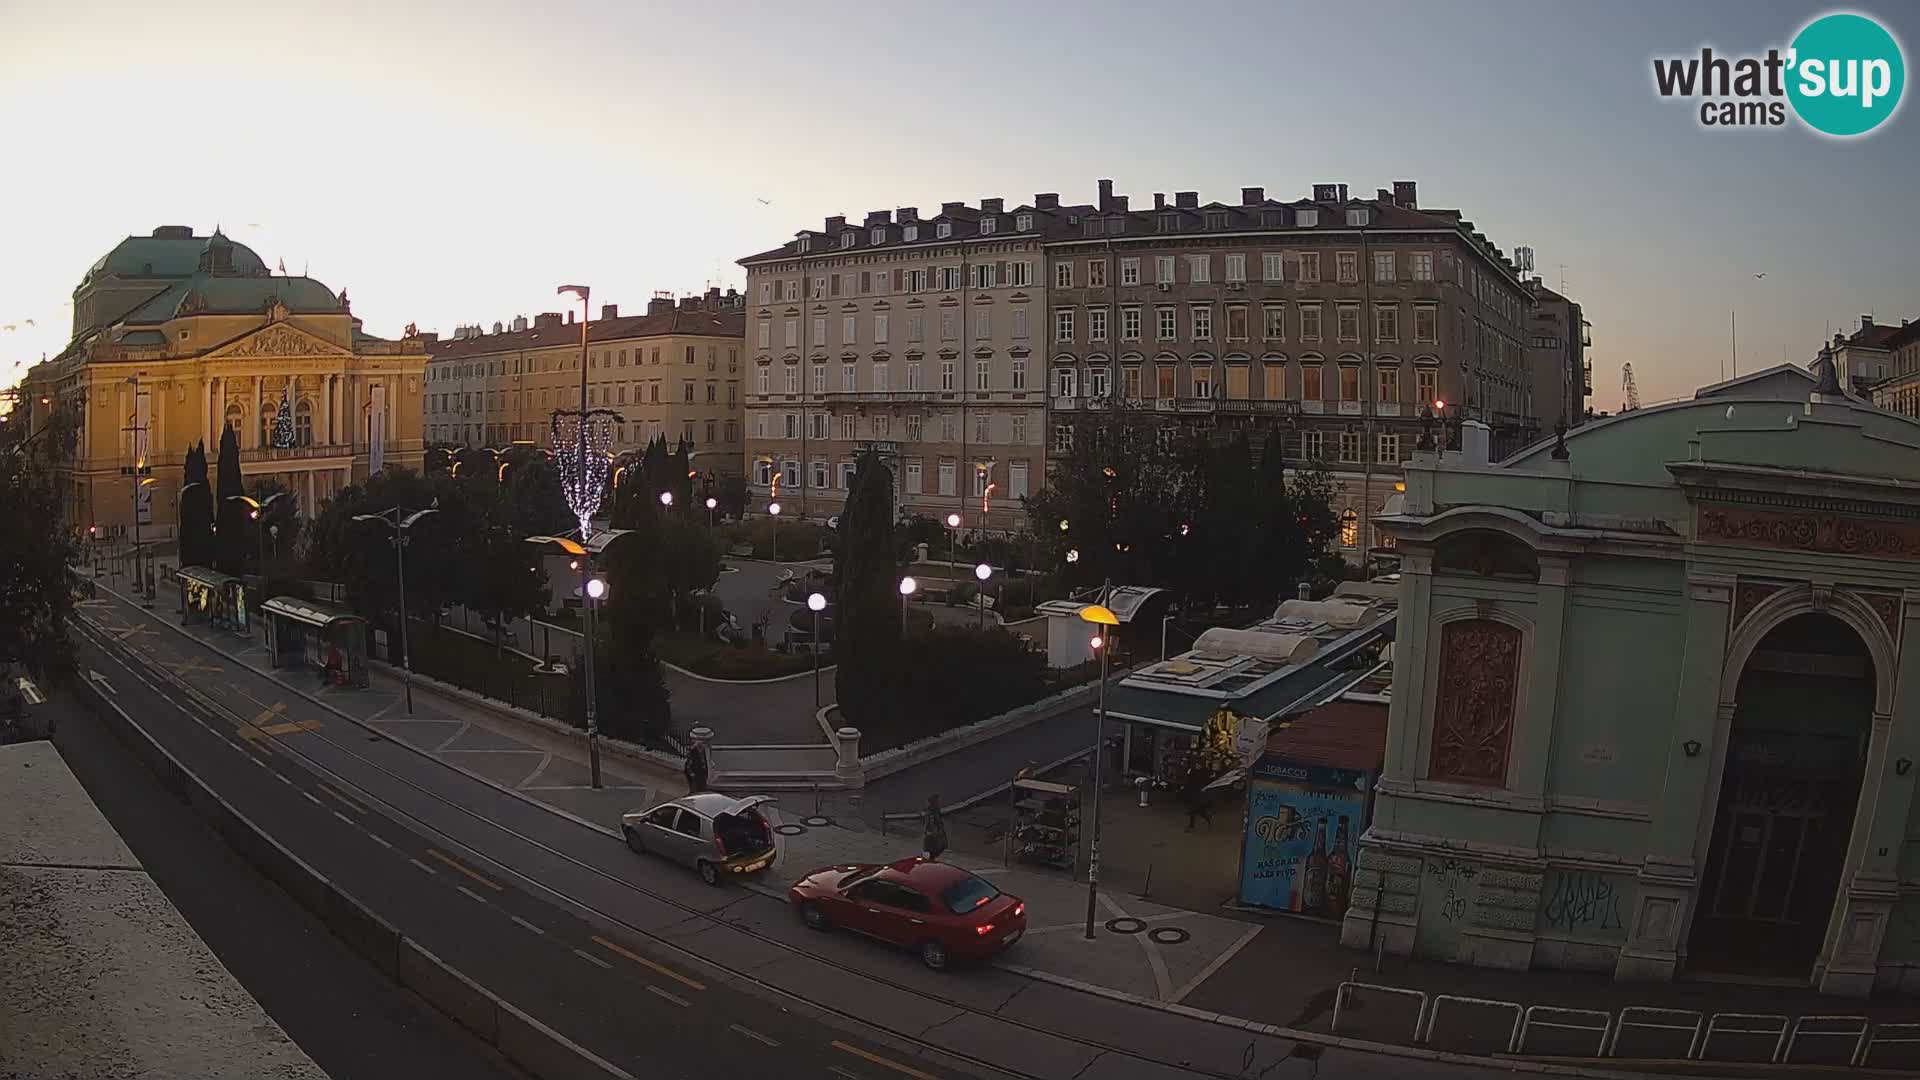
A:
120,375,154,607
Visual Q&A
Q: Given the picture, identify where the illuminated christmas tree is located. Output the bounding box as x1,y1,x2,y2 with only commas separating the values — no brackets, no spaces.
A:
270,380,294,448
1196,706,1242,772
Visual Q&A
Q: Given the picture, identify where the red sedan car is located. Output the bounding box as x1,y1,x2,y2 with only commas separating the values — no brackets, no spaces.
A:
789,858,1027,970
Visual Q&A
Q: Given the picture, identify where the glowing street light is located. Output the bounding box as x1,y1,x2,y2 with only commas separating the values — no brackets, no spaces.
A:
898,575,917,625
807,592,828,709
1079,591,1120,941
768,501,782,563
705,495,718,528
973,563,993,629
659,491,674,508
586,576,608,600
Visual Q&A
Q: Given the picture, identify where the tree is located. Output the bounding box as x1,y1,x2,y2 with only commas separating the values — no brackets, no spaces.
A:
833,450,900,728
892,627,1047,743
503,450,572,539
0,403,81,683
177,441,213,569
1023,405,1202,591
464,516,548,655
594,535,673,744
214,424,246,575
304,466,442,644
715,472,748,521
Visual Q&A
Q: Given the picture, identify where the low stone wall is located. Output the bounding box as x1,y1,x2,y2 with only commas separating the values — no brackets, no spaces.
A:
859,677,1103,782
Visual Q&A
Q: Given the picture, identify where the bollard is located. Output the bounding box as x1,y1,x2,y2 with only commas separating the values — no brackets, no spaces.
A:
1136,775,1150,807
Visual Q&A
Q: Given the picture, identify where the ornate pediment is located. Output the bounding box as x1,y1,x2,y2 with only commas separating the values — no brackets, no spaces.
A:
212,323,351,360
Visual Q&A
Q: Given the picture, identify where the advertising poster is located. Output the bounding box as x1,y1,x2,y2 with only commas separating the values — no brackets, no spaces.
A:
1238,761,1368,918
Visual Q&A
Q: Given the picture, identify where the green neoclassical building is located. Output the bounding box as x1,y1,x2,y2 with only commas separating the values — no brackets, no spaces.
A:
1343,359,1920,996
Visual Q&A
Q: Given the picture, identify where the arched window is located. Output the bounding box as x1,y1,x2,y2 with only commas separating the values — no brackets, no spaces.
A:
259,403,276,447
1340,508,1359,548
224,403,242,438
294,399,314,447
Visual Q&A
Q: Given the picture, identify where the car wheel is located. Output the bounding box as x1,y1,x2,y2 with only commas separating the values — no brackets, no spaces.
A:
919,939,948,971
624,827,645,855
799,901,828,931
697,860,720,886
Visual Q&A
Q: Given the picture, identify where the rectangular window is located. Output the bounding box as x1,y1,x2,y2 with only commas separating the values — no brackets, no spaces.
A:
1337,251,1358,284
1302,365,1323,400
1191,305,1213,341
838,461,856,489
940,361,955,391
907,315,922,342
1122,365,1142,400
905,413,922,441
842,315,856,344
1226,364,1250,400
1052,423,1074,453
1263,363,1285,400
1156,256,1175,284
784,319,798,348
1156,365,1176,399
842,363,856,391
906,268,927,292
1191,365,1213,400
907,361,923,390
1121,306,1142,341
1378,433,1400,463
784,280,800,302
1263,305,1286,341
971,263,998,289
811,459,828,489
905,459,923,493
1373,251,1396,283
1011,308,1028,339
1226,306,1249,342
1088,366,1110,398
873,364,890,392
757,282,773,305
1411,252,1434,281
1087,259,1106,288
812,276,827,299
941,312,958,340
972,462,991,497
1338,365,1360,401
973,413,989,444
1300,303,1323,342
1302,430,1323,460
1225,254,1246,282
1010,413,1026,445
812,413,829,439
1011,358,1027,390
1054,367,1077,397
1008,260,1031,287
979,217,997,235
1055,261,1073,289
1337,305,1361,343
874,413,890,438
1375,304,1400,344
1120,257,1140,285
1089,308,1108,342
1414,305,1438,344
810,366,825,395
1055,309,1075,343
783,366,798,394
940,266,960,291
1262,253,1283,282
938,460,957,496
755,322,772,350
1299,252,1321,283
1009,461,1028,499
1378,367,1400,403
1417,368,1437,407
1157,306,1176,341
975,359,990,390
784,413,798,438
975,309,991,339
1339,431,1362,463
940,412,956,441
1015,213,1032,231
1187,254,1210,283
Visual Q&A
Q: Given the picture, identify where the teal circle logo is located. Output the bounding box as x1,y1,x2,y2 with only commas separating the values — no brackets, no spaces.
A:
1787,12,1906,137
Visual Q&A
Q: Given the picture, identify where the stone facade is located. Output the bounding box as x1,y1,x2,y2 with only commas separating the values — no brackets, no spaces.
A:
1340,363,1920,995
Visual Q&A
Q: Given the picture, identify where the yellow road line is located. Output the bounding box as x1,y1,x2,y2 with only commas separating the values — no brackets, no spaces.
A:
241,739,274,760
318,783,367,815
424,848,502,891
830,1041,942,1080
590,934,706,992
258,719,322,737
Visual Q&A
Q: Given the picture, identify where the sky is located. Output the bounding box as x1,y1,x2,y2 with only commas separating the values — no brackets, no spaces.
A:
2,0,1915,410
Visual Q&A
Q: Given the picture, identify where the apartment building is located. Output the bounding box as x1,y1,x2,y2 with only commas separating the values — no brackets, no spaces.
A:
424,289,745,473
1823,314,1908,399
738,200,1051,529
1045,179,1542,555
1859,318,1920,417
1524,281,1591,427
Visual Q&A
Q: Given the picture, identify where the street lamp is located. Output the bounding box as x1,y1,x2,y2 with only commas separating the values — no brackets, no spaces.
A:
898,575,916,627
659,491,673,508
526,533,604,787
1078,591,1120,941
807,592,827,709
945,512,961,570
353,505,440,715
768,501,782,563
705,495,718,528
973,562,993,629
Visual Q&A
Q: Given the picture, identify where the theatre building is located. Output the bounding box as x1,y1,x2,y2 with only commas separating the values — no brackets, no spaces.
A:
1343,360,1920,995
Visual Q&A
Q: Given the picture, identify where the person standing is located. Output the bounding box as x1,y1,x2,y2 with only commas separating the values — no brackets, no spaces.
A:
684,744,710,794
922,794,948,862
1183,763,1214,832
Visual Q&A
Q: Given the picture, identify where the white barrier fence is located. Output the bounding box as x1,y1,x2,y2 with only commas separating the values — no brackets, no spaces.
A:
1333,983,1909,1067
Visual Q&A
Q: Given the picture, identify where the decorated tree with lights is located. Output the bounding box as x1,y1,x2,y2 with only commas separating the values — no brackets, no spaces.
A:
551,410,618,538
1195,706,1243,773
270,380,294,449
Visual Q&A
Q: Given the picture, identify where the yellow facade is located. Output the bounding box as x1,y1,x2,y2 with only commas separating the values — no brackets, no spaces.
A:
18,227,427,536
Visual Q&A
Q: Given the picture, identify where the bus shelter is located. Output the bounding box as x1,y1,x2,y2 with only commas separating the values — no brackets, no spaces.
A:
177,567,248,633
261,597,369,688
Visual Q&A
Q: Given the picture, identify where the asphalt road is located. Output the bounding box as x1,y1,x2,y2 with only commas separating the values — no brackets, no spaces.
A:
47,692,523,1080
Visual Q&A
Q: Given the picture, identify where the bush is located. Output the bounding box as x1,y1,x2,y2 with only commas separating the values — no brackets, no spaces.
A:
739,518,827,561
946,580,978,607
652,630,818,680
882,626,1047,744
585,644,671,746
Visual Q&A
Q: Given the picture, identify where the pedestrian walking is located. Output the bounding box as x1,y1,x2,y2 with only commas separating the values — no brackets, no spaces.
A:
922,794,948,862
1182,764,1214,832
684,744,710,794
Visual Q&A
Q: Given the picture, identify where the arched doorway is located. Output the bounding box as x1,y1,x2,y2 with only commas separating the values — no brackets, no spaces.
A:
1691,613,1873,978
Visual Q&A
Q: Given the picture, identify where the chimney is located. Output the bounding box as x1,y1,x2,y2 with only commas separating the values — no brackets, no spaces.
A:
648,293,674,315
566,310,575,325
152,225,194,239
1337,183,1349,201
492,321,504,334
679,297,698,311
897,206,918,223
1861,314,1875,329
1460,420,1491,465
1312,183,1340,202
824,215,846,234
1241,187,1264,205
1153,193,1166,210
1377,188,1393,202
534,312,562,330
512,315,528,332
980,197,1003,214
863,210,891,227
940,201,965,216
1175,191,1198,209
1393,180,1418,208
418,332,438,344
1034,193,1059,210
706,286,721,306
600,304,618,321
1098,178,1114,211
1111,195,1128,212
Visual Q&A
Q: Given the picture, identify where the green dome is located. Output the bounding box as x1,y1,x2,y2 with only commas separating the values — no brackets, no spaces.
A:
80,227,267,289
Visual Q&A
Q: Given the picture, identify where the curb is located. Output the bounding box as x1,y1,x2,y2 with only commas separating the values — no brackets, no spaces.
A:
73,667,635,1080
659,658,837,686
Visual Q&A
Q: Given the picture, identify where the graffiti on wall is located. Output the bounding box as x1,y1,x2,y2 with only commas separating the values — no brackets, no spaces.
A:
1427,858,1479,924
1539,868,1631,940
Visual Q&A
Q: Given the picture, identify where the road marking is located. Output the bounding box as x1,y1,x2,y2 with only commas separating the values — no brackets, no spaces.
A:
572,948,613,969
831,1042,941,1080
645,985,690,1007
15,676,45,705
257,718,322,737
828,1068,862,1080
408,857,437,875
273,772,293,786
455,885,490,905
1170,924,1263,1004
367,833,395,850
246,754,268,768
87,670,118,696
729,1024,779,1047
425,848,503,891
318,783,367,815
590,935,706,992
331,810,356,827
510,915,545,936
165,656,223,676
300,790,324,807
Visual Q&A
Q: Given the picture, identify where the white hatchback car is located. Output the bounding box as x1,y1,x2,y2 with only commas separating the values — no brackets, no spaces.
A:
620,793,778,885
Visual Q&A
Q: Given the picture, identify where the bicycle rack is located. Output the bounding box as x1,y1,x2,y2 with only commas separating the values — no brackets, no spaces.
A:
1332,981,1428,1042
1518,1005,1612,1057
1782,1015,1870,1065
1700,1012,1790,1064
1607,1006,1704,1059
1419,994,1524,1054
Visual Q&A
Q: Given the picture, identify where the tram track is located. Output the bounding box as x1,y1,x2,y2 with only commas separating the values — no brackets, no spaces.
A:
74,611,1302,1080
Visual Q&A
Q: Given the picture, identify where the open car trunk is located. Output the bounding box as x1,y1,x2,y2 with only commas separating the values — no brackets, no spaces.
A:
714,801,776,859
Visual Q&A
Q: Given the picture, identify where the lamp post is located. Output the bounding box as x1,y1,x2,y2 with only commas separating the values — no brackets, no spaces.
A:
1079,588,1119,941
807,592,827,709
768,501,782,563
659,490,673,511
584,573,609,779
974,562,992,629
898,575,916,629
945,512,961,571
705,495,717,528
353,506,439,715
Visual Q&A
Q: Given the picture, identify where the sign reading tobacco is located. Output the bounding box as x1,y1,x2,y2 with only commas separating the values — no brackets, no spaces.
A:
1697,506,1920,561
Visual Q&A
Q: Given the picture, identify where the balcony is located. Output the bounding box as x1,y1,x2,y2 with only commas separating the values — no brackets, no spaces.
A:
1337,401,1364,416
239,444,356,465
1375,402,1403,418
1301,400,1326,414
1216,399,1302,417
818,391,934,404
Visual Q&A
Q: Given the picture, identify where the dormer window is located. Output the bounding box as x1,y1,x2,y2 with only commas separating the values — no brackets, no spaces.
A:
1206,212,1229,230
1346,207,1371,227
1261,210,1283,227
798,236,812,253
1158,214,1178,232
904,224,919,241
840,232,856,249
1015,213,1032,231
1297,209,1319,228
936,222,952,239
871,228,885,245
980,216,997,235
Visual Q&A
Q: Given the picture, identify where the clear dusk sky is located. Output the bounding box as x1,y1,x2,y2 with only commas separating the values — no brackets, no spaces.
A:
2,0,1914,410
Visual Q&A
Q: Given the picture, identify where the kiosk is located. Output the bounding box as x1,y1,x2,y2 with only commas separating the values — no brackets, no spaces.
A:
176,567,248,633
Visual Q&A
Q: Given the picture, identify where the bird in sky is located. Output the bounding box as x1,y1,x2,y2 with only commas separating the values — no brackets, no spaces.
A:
1754,272,1767,279
755,197,772,205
